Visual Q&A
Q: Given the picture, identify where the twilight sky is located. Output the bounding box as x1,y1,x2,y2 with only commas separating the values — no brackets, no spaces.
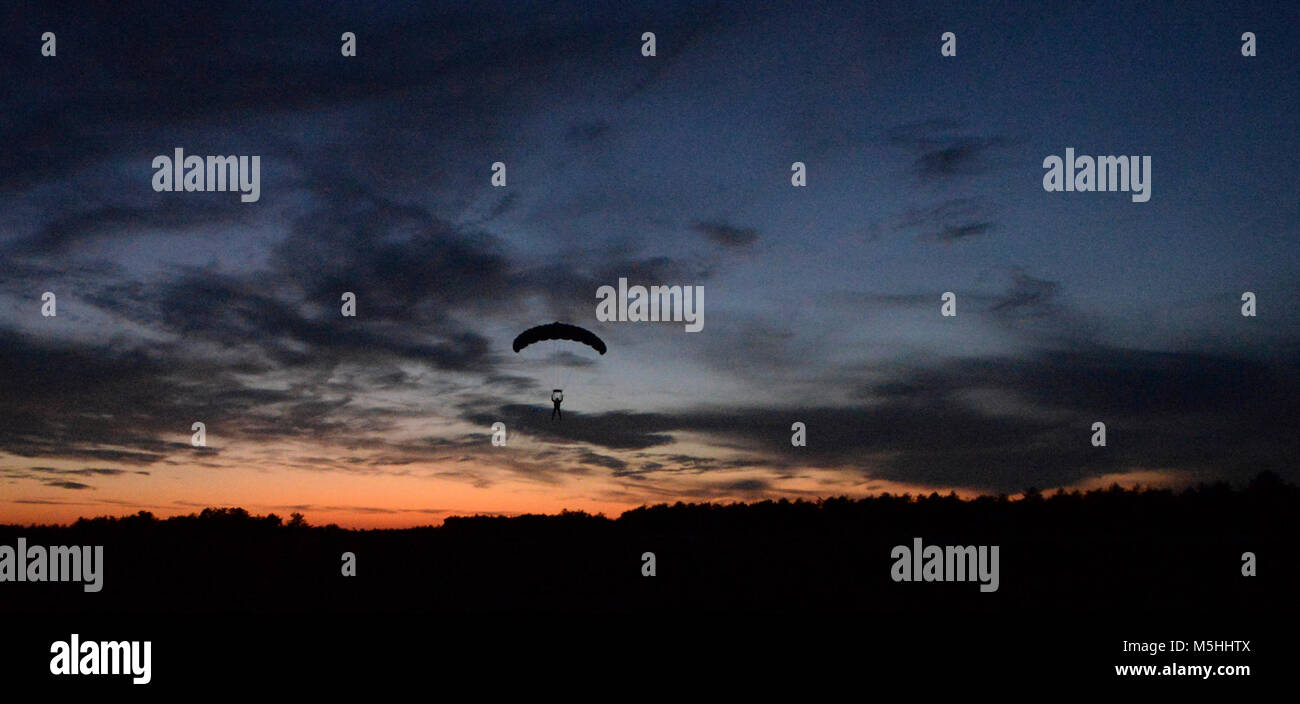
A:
2,0,1298,527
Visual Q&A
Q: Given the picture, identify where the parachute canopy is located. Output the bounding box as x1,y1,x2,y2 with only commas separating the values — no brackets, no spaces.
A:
512,322,607,355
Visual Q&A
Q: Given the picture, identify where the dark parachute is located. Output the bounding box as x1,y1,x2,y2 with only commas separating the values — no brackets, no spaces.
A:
512,322,607,355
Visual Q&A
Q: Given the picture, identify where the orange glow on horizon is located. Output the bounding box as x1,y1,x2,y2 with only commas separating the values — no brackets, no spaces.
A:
2,451,1197,529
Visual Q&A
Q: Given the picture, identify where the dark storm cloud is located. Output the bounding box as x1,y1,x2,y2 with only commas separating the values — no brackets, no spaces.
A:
482,374,540,393
665,477,777,500
433,470,495,490
858,346,1299,488
821,291,935,309
464,341,1300,493
613,1,728,102
0,161,723,472
142,269,496,373
610,454,754,480
915,141,999,180
12,500,89,506
892,198,996,243
886,120,1008,182
513,252,716,324
466,405,676,451
44,481,94,490
273,179,516,315
540,352,598,368
268,175,718,329
0,0,736,193
611,464,660,480
480,192,518,223
0,257,124,294
565,121,611,145
938,222,993,241
822,268,1064,326
1,2,421,191
694,221,759,248
8,202,255,255
575,450,628,472
1,1,738,477
990,269,1061,318
18,169,711,376
1,467,147,478
0,331,203,463
0,326,355,466
717,478,768,493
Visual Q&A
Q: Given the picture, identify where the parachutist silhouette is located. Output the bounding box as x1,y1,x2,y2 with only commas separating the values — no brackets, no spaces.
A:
513,322,605,421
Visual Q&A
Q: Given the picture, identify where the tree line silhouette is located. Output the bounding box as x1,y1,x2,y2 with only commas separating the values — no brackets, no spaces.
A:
1,472,1293,617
